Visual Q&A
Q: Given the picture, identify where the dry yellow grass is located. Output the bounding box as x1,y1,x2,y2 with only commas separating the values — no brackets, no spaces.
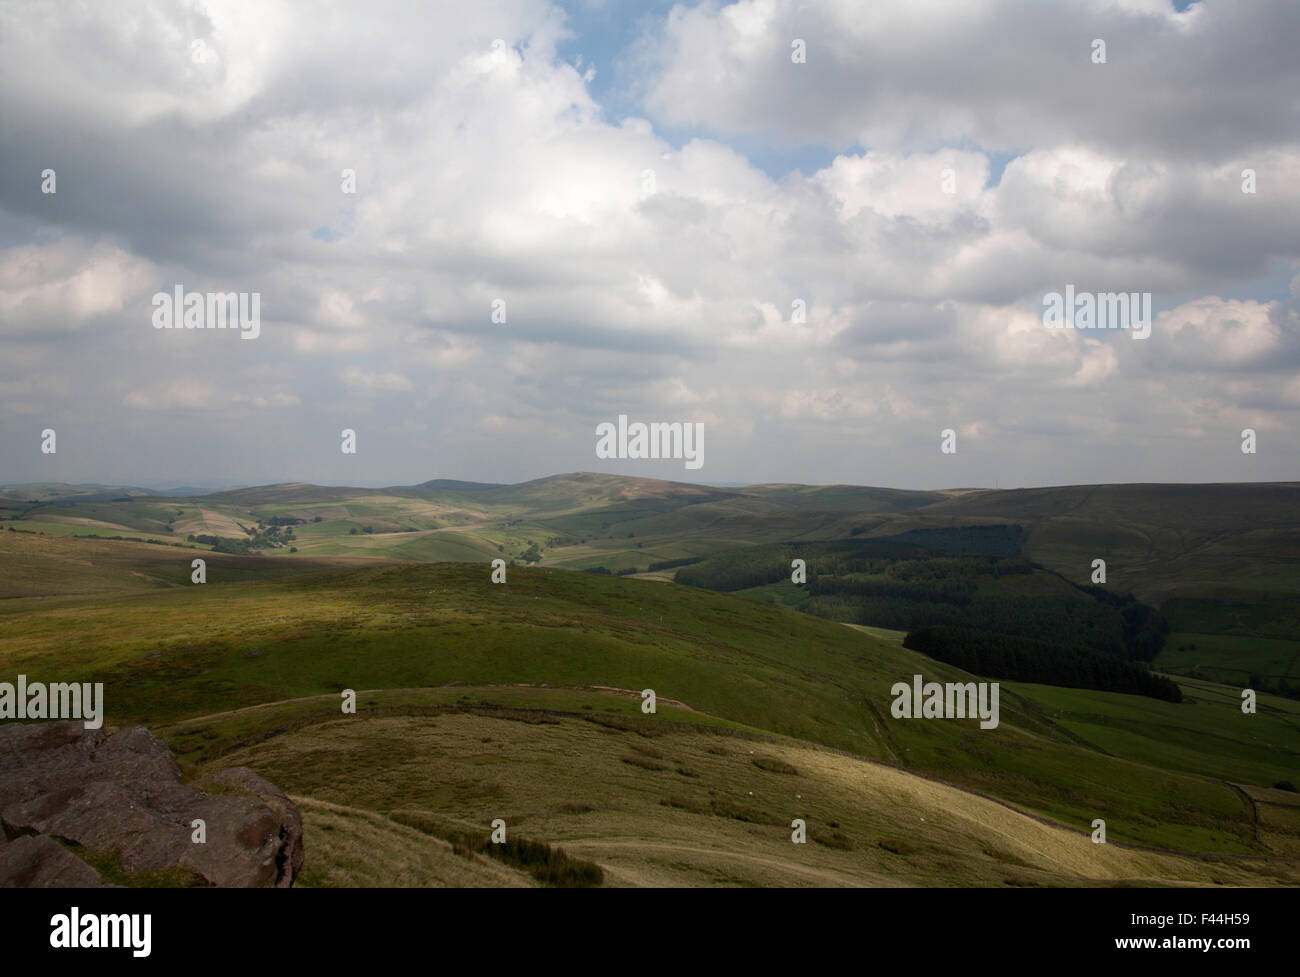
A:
292,798,535,888
209,711,1299,888
198,508,249,537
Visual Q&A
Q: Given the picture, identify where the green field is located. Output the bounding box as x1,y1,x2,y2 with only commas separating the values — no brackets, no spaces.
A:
7,477,1298,607
3,477,1298,886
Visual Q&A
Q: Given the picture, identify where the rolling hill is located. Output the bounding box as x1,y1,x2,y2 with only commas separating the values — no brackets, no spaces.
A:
2,527,1298,886
3,475,1297,885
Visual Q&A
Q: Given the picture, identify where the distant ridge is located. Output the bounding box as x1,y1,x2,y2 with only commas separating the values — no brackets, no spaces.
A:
200,482,385,504
414,478,508,493
10,475,1299,501
147,484,248,497
0,483,160,502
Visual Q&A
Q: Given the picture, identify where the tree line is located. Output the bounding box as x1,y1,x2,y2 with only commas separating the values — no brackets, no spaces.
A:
902,625,1183,702
673,524,1175,699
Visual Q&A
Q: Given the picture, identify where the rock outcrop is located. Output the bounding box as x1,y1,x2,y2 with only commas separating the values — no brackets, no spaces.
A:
0,722,303,887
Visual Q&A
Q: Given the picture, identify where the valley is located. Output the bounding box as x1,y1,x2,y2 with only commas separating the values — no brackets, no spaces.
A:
2,475,1297,886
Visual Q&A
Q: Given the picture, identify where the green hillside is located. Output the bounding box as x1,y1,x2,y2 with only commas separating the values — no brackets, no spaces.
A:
8,476,1296,602
6,475,1298,703
2,533,1296,870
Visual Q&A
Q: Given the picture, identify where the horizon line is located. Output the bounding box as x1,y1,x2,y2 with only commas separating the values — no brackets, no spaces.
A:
5,472,1300,498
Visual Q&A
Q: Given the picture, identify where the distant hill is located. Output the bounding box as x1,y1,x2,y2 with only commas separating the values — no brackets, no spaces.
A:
471,471,742,511
742,483,942,510
0,483,159,502
413,478,508,493
6,475,1297,605
914,481,1300,602
201,482,397,504
146,484,246,497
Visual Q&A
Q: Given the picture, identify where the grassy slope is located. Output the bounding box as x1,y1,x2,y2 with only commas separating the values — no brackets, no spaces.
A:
163,694,1293,888
0,530,362,599
5,478,1299,885
2,538,1296,867
916,482,1300,603
8,477,1297,602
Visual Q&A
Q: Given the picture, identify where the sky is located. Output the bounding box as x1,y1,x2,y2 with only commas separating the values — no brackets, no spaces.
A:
1,0,1297,491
